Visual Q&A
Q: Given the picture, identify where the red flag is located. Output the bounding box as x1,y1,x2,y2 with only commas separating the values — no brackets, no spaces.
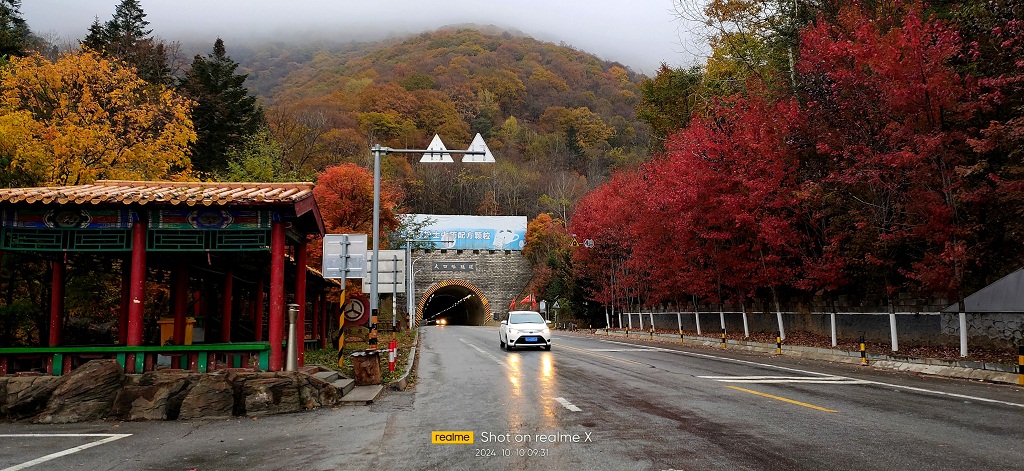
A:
509,299,516,310
520,293,532,304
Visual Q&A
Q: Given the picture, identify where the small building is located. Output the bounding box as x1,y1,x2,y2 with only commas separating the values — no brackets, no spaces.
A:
0,180,337,374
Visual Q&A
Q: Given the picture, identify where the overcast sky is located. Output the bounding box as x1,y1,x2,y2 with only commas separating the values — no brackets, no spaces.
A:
21,0,707,75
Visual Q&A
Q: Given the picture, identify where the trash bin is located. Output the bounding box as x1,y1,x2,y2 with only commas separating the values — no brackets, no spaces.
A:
157,317,196,346
350,349,382,385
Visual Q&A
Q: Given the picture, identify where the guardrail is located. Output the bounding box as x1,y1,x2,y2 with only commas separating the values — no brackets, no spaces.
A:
0,342,271,376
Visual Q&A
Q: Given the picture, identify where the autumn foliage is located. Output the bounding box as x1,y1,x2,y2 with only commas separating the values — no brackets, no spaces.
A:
572,1,1024,312
0,51,194,186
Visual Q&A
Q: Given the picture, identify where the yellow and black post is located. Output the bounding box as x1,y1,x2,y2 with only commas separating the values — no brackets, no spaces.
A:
860,335,868,366
1017,345,1023,386
776,335,782,355
649,327,654,340
625,327,629,337
680,329,684,344
721,329,727,349
336,291,347,368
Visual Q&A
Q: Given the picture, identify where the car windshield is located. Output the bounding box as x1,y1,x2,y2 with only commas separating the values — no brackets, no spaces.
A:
508,312,545,324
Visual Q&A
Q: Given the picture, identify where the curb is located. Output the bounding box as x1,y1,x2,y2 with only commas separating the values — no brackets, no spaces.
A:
389,327,420,391
570,329,1020,385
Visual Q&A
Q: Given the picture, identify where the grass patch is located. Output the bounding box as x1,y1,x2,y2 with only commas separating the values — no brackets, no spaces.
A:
305,329,418,385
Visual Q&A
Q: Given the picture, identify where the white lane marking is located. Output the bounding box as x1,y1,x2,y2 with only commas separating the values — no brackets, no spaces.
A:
708,379,872,384
589,348,658,352
0,434,132,471
699,375,871,384
555,397,582,412
459,338,508,368
584,338,1024,409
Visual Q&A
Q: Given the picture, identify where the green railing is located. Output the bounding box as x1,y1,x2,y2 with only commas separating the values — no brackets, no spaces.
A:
0,342,271,376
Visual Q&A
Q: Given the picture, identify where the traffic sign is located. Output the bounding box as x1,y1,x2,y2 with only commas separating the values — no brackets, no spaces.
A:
322,234,367,279
462,133,495,163
420,134,454,163
361,250,406,293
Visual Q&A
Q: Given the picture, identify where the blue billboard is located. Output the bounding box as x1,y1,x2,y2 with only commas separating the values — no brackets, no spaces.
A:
405,214,528,251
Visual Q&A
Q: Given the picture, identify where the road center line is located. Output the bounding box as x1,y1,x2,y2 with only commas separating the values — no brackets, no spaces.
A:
584,337,1024,409
0,434,132,471
726,386,838,413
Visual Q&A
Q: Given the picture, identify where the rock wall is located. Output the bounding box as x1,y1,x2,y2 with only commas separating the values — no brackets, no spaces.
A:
0,360,343,424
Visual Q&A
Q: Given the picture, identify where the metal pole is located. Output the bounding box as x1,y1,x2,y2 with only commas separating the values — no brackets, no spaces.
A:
407,241,414,330
286,304,299,371
369,145,381,351
392,254,398,331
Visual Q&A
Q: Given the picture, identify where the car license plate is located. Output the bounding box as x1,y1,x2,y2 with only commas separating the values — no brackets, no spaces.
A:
525,337,538,342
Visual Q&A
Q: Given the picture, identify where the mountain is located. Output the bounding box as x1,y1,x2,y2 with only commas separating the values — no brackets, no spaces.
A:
233,26,653,218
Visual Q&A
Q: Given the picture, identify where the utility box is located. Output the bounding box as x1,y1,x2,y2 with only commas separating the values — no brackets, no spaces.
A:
158,317,196,345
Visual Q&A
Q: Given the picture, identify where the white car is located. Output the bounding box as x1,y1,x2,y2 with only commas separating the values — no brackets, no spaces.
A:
499,310,552,350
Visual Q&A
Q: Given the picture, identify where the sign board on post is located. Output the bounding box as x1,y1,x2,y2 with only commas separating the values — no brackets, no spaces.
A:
361,250,406,293
322,234,368,279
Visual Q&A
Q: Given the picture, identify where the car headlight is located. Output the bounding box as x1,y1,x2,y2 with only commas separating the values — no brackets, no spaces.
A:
508,329,518,336
541,327,550,334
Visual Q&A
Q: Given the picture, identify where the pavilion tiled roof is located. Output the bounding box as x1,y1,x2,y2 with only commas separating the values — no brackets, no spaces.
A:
0,180,315,206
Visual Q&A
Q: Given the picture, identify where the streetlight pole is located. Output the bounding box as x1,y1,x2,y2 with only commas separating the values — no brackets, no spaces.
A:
367,139,490,350
405,238,435,331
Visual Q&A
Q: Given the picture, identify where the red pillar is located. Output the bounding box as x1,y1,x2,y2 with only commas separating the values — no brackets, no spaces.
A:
221,266,234,343
127,220,147,347
255,275,265,342
48,258,66,347
119,257,130,345
172,260,188,345
269,221,285,371
295,241,308,367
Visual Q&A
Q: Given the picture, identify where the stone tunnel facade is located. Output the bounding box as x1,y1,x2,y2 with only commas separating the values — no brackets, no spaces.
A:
397,249,532,326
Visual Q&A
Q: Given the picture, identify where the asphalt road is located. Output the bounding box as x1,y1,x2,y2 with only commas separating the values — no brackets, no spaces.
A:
2,325,1022,471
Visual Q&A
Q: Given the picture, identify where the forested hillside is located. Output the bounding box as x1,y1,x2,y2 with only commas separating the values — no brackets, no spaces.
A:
230,27,651,218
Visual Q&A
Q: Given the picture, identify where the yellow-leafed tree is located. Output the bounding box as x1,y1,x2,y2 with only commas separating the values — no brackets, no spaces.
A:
0,51,195,187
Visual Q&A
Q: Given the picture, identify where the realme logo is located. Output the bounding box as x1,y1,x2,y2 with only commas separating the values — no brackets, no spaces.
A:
431,431,474,444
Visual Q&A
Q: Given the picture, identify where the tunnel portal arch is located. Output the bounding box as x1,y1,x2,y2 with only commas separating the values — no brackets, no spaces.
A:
417,279,491,326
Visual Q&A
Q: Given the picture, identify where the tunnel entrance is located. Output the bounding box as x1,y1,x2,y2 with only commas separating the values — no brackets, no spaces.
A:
418,279,491,326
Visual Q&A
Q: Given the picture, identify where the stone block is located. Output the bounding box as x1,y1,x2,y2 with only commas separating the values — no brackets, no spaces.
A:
240,373,302,416
178,373,234,420
35,359,124,424
2,375,60,420
111,371,196,421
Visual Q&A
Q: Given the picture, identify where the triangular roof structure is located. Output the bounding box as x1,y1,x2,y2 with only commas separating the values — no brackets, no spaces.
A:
943,267,1024,312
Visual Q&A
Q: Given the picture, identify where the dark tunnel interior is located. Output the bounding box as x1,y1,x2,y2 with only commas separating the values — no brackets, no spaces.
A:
421,285,488,326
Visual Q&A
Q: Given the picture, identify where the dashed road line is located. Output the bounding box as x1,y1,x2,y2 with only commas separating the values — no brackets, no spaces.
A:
555,397,582,412
0,434,132,471
459,338,507,368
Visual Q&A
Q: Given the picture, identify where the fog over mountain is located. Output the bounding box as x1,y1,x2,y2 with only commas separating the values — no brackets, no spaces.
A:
20,0,705,75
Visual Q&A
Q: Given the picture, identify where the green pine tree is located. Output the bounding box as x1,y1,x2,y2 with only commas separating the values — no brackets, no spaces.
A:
179,38,265,175
0,0,29,58
80,0,170,85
